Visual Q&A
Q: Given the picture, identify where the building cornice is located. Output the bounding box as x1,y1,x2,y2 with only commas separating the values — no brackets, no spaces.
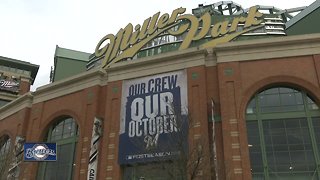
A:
106,47,209,82
0,69,107,120
214,33,320,63
0,92,33,120
33,69,107,104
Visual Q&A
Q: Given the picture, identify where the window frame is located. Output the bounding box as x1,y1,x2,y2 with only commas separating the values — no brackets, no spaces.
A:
246,87,320,180
37,117,78,180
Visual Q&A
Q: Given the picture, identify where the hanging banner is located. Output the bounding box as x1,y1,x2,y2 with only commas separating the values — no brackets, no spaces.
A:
87,117,103,180
119,70,188,164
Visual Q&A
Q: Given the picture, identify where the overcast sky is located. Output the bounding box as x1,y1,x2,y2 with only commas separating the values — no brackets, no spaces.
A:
0,0,316,90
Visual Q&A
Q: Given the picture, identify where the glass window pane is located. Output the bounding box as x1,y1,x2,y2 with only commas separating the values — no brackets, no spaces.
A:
247,98,256,114
312,117,320,155
307,97,319,110
279,87,294,93
280,93,296,106
295,93,303,105
50,118,78,141
263,119,316,177
249,87,308,113
247,122,264,174
264,88,279,94
260,94,280,107
252,173,264,180
63,122,72,138
51,122,63,141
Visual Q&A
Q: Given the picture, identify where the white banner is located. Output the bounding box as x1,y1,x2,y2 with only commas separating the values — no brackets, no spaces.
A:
87,117,102,180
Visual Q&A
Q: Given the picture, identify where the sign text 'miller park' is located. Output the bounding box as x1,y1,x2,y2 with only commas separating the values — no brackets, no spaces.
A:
95,6,264,68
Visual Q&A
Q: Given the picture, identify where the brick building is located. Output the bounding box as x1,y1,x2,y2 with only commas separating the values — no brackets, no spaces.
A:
0,56,39,107
1,1,320,180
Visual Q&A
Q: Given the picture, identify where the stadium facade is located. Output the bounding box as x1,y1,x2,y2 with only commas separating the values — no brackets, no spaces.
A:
1,1,320,180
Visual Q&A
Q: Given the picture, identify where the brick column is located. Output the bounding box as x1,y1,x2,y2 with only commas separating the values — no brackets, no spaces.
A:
99,81,122,180
218,62,251,180
19,77,32,94
187,66,212,179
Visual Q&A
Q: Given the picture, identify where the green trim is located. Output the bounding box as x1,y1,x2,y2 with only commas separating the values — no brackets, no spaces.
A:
303,92,320,179
208,115,221,122
246,114,257,121
191,72,198,79
224,68,234,76
310,111,320,117
112,87,119,93
255,94,270,179
259,111,306,120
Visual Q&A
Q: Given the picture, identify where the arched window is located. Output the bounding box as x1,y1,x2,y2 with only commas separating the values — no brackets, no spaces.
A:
37,116,79,180
0,135,11,178
246,87,320,180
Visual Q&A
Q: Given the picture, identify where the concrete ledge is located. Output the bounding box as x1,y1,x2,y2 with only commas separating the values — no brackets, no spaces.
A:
215,33,320,63
33,69,107,104
106,47,209,82
0,92,33,120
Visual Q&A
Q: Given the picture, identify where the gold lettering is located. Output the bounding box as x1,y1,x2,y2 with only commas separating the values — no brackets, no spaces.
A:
244,6,263,28
168,8,186,24
96,6,264,68
120,24,133,51
110,29,124,60
176,14,199,50
130,25,141,45
95,34,115,67
167,24,188,35
166,8,187,36
147,12,160,35
111,22,179,65
193,13,211,40
138,17,151,40
95,34,115,57
211,20,229,38
177,12,211,49
157,13,169,29
202,24,264,48
229,17,246,33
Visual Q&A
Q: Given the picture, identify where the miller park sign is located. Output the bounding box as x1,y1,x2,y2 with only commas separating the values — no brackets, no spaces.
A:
95,6,264,68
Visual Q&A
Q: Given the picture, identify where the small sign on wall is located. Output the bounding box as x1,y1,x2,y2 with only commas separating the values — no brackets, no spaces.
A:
0,78,20,93
24,143,57,161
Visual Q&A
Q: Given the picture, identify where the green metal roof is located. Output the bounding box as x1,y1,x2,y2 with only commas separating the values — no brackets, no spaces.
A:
286,0,320,29
54,45,91,62
51,46,91,82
